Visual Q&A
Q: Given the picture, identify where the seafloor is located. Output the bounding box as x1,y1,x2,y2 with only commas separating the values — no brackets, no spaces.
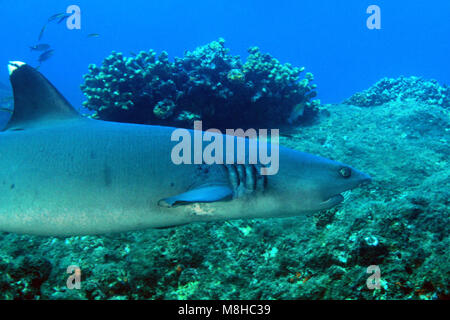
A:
0,94,448,299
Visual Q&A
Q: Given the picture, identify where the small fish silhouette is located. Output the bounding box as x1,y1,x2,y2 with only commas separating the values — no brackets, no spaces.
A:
30,44,51,51
38,49,55,64
87,33,100,38
0,106,13,113
57,13,71,24
38,24,47,41
48,12,66,22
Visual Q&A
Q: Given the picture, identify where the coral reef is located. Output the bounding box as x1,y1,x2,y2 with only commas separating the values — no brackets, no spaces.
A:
80,39,319,130
0,78,448,300
0,84,13,130
344,76,450,107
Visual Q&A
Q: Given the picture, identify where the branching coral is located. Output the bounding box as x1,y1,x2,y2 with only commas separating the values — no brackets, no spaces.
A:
81,39,319,130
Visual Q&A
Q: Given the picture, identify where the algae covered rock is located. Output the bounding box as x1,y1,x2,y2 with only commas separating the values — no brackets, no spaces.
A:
81,50,182,125
81,39,319,129
344,76,450,107
153,99,176,119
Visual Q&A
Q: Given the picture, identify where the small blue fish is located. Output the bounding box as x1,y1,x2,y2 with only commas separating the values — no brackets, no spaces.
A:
57,13,71,24
87,33,100,38
38,24,47,41
38,49,55,64
48,12,66,22
0,106,13,113
30,44,51,51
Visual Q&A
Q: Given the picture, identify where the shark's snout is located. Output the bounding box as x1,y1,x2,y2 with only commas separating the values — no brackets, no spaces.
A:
319,167,371,208
355,170,372,188
359,175,372,187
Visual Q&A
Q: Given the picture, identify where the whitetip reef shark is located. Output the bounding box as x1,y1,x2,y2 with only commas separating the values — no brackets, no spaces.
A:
0,61,371,236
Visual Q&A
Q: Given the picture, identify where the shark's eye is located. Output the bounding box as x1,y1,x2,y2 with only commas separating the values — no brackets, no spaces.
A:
339,167,352,178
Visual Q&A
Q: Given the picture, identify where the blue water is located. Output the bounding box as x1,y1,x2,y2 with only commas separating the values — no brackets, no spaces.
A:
0,1,449,301
0,0,449,108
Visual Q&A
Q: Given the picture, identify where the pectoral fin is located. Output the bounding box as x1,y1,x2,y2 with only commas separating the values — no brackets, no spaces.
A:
158,185,232,208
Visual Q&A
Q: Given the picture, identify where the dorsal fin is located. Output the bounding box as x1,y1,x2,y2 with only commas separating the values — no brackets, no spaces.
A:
4,61,81,131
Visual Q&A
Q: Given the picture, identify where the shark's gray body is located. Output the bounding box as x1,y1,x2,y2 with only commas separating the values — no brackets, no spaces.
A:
0,62,371,236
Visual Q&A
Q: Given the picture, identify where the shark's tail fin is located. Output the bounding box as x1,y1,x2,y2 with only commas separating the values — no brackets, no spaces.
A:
4,61,81,131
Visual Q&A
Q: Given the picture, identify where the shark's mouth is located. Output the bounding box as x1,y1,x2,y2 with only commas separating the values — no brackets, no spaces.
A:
320,194,345,207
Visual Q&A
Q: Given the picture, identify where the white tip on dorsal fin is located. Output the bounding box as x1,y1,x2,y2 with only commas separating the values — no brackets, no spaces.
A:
4,61,82,131
8,61,26,76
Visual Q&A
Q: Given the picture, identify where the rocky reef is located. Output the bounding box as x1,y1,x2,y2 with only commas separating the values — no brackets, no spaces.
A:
1,75,449,300
80,39,319,130
0,83,13,130
344,76,450,108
